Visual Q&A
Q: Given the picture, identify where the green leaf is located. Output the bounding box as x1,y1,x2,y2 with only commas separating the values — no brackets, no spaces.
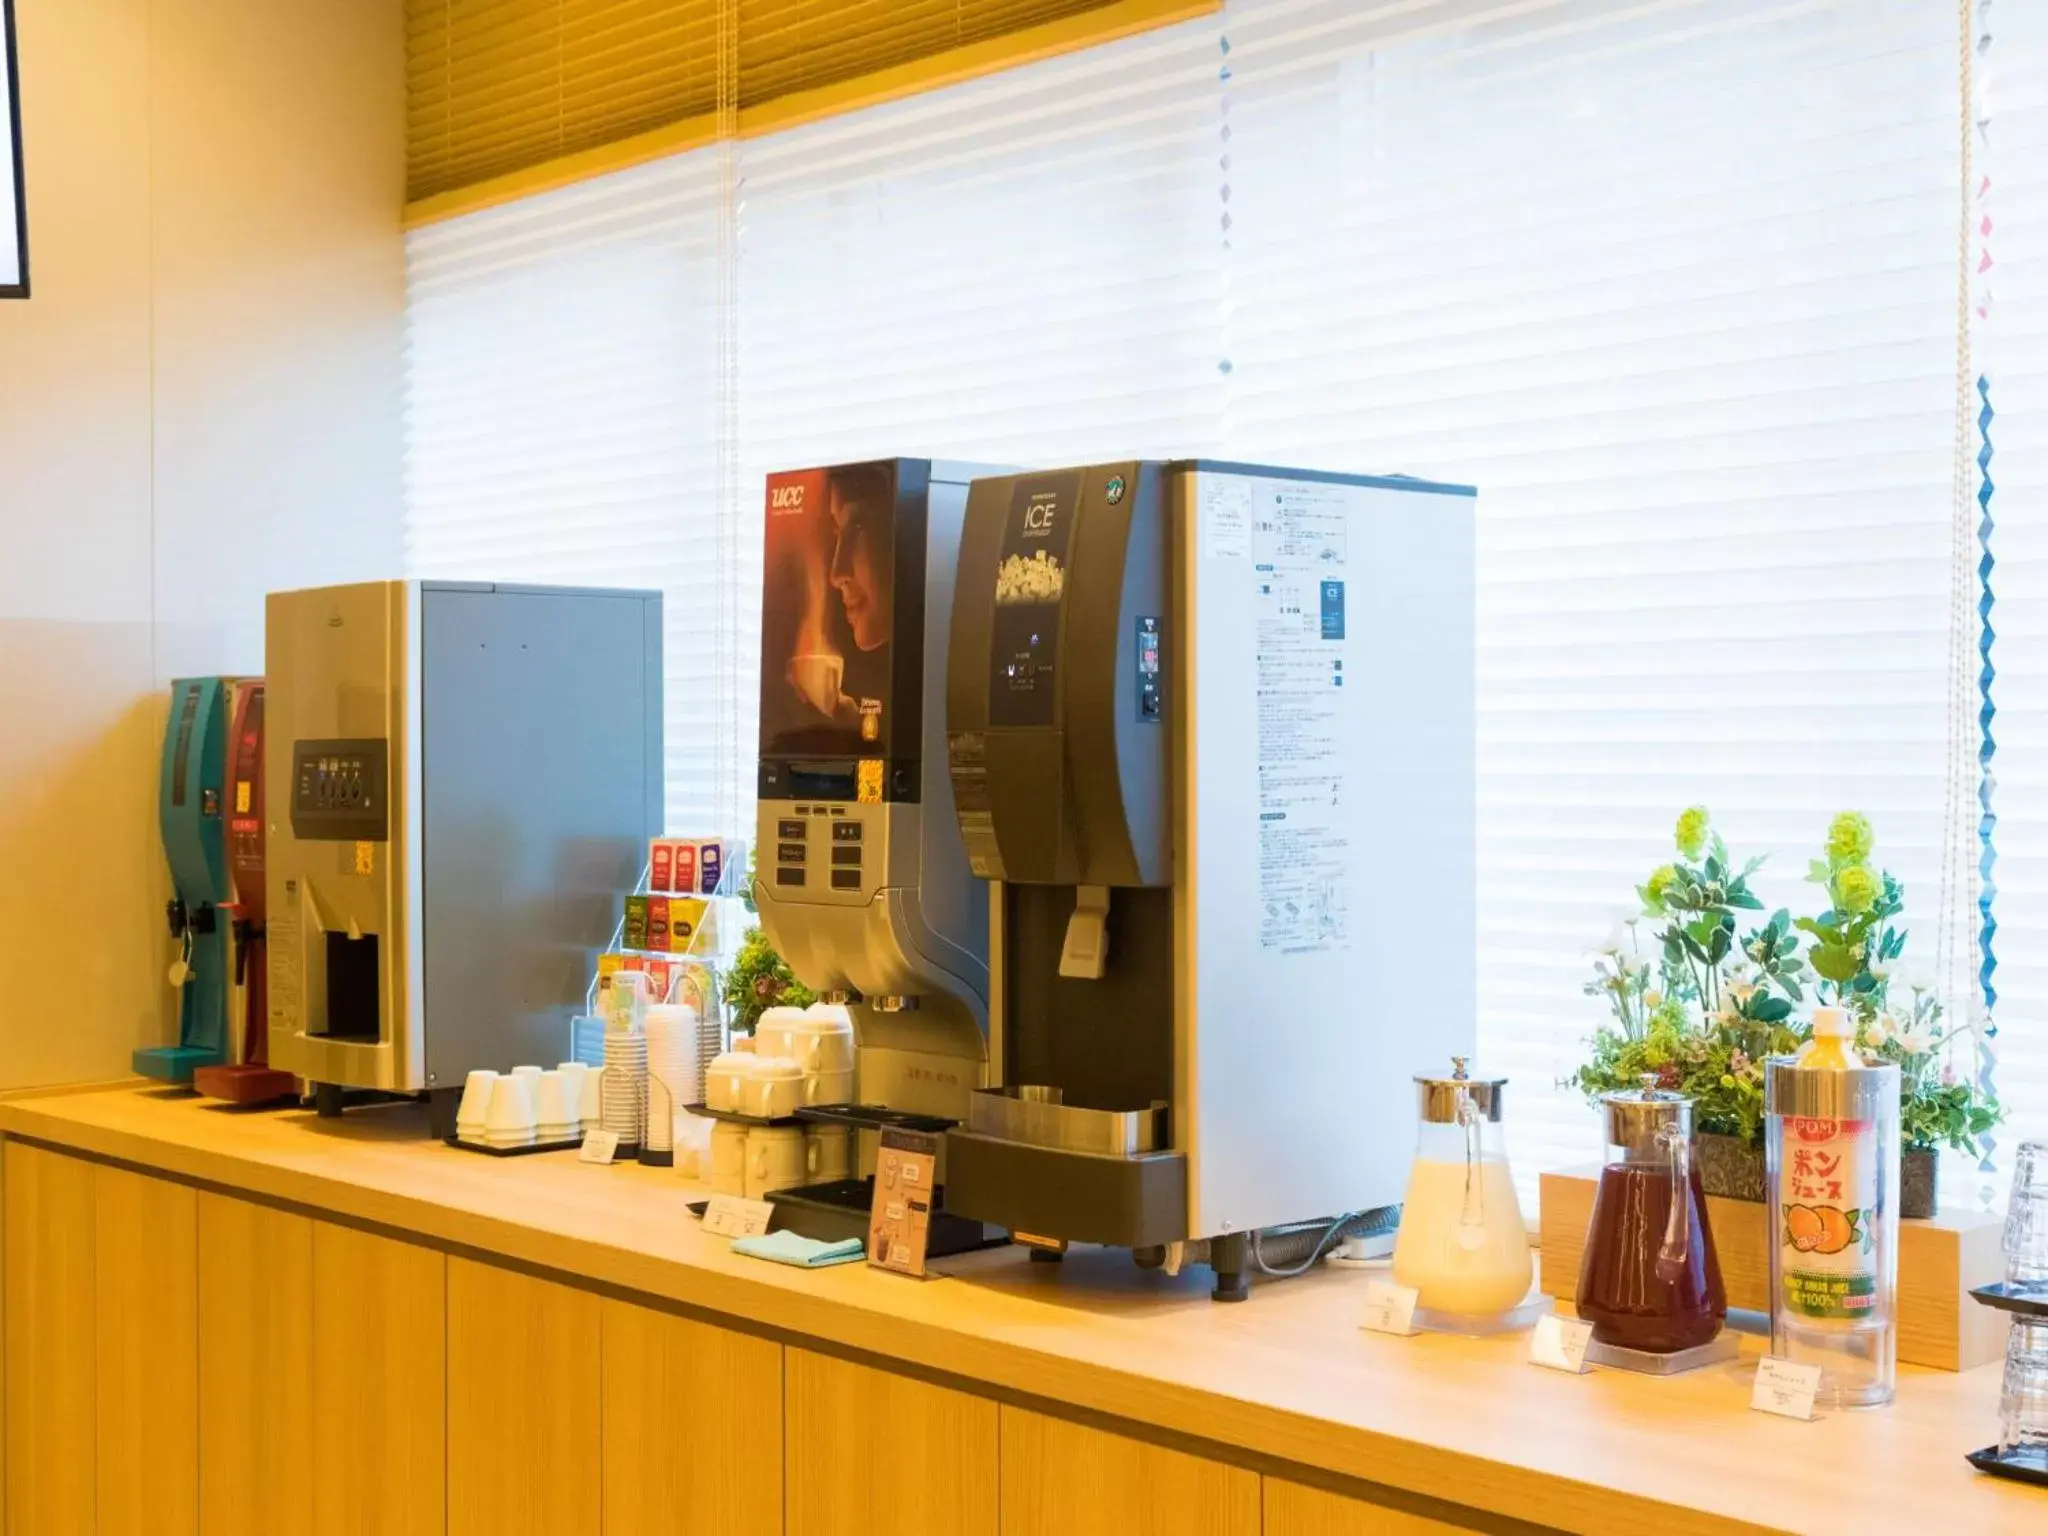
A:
1805,859,1831,884
1729,889,1765,910
1811,943,1861,983
1753,996,1792,1023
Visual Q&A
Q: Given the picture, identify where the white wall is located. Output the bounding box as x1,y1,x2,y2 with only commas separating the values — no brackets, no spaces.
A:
0,0,404,1086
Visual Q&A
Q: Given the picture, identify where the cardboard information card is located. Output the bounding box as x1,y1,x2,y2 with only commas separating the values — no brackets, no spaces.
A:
868,1128,940,1278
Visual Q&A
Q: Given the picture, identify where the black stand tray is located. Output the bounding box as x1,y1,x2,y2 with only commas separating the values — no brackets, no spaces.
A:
766,1177,1002,1258
683,1101,805,1128
1971,1282,2048,1319
444,1134,586,1158
794,1104,957,1134
1967,1444,2048,1487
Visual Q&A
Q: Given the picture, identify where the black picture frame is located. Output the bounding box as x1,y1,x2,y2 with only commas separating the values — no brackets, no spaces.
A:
1,0,25,300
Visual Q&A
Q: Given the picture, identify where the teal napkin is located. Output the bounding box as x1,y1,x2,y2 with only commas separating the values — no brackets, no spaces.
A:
731,1229,865,1269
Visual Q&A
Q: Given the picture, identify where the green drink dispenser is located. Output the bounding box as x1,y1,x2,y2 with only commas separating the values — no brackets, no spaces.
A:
141,677,234,1082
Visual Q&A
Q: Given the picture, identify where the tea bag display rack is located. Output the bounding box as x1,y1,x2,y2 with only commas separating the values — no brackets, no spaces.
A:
1966,1283,2048,1487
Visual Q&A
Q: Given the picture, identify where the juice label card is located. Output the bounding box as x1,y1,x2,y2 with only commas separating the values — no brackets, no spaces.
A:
622,896,649,952
1778,1115,1879,1320
649,838,674,893
673,840,698,897
697,839,722,895
647,896,671,953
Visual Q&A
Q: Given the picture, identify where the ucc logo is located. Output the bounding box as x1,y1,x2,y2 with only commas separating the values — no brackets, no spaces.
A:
770,484,805,509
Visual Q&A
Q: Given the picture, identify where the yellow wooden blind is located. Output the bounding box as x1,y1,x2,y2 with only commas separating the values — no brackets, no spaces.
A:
406,0,1215,219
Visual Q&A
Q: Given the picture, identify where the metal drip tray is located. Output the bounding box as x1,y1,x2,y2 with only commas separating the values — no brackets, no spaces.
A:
966,1086,1167,1156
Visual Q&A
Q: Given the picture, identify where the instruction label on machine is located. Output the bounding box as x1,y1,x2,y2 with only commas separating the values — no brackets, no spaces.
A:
1248,476,1353,955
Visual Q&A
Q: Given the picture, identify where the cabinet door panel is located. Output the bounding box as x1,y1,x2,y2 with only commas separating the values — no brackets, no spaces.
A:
447,1257,601,1536
602,1300,781,1536
4,1142,97,1536
311,1223,446,1536
197,1192,314,1536
96,1165,199,1536
1000,1406,1258,1536
1265,1477,1474,1535
785,1349,997,1536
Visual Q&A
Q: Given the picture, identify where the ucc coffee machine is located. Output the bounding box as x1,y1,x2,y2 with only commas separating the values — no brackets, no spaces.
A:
753,458,994,1117
751,459,1000,1245
942,461,1477,1298
266,580,662,1128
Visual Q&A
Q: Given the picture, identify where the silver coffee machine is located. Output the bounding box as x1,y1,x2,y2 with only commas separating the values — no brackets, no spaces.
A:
942,461,1478,1297
266,580,662,1129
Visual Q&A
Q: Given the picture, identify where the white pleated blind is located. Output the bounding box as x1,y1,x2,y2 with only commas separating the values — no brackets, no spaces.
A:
734,17,1225,752
403,0,2036,1193
1220,0,1965,1183
1981,6,2048,1168
403,153,732,829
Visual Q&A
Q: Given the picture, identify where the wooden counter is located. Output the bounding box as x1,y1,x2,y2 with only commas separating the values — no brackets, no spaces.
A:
0,1085,2038,1536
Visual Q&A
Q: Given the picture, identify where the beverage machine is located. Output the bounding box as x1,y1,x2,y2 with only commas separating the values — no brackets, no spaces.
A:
750,459,997,1240
193,680,298,1105
941,461,1477,1298
143,677,241,1083
265,581,662,1129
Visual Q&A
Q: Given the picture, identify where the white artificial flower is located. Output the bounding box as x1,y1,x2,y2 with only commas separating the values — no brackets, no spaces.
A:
1869,963,1891,984
1898,1028,1933,1055
1644,990,1663,1010
1904,967,1936,994
1598,920,1629,956
1725,980,1757,1010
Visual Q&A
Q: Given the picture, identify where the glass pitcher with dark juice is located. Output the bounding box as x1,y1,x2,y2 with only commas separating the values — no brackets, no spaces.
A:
1575,1077,1726,1353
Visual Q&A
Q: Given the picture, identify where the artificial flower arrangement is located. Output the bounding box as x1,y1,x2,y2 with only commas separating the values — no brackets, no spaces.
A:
1570,808,2002,1203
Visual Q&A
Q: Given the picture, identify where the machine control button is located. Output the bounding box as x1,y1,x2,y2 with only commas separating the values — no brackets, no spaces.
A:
777,819,805,839
831,847,862,867
776,868,805,887
831,822,862,843
778,841,807,863
829,869,862,891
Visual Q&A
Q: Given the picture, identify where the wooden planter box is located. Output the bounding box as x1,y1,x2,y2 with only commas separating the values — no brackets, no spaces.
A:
1538,1166,2008,1372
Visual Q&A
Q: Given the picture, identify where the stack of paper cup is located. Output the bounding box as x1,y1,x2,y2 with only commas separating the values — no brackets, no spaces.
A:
601,1031,649,1152
642,1005,700,1168
455,1070,498,1145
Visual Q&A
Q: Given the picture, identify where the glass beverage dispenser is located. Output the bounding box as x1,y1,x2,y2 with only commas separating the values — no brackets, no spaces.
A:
1391,1059,1533,1322
1575,1078,1727,1354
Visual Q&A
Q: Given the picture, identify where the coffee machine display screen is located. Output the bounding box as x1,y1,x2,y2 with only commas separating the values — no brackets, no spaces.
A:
760,462,911,765
988,471,1080,728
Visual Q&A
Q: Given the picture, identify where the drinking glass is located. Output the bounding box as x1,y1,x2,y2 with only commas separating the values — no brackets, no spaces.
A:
2000,1318,2048,1456
2006,1140,2048,1290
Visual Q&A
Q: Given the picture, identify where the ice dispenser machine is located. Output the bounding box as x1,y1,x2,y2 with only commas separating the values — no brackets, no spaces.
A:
943,461,1478,1298
266,581,662,1127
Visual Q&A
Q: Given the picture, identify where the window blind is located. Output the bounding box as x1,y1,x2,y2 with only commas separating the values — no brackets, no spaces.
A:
404,0,2015,1195
1219,0,1967,1184
402,152,733,829
405,0,1217,208
404,13,1223,836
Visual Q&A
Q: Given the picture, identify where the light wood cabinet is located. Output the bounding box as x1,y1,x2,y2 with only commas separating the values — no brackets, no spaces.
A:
785,1348,998,1536
95,1164,198,1536
311,1222,446,1536
197,1192,314,1536
4,1142,97,1536
601,1299,782,1536
1264,1477,1471,1535
1000,1406,1259,1536
447,1256,602,1536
